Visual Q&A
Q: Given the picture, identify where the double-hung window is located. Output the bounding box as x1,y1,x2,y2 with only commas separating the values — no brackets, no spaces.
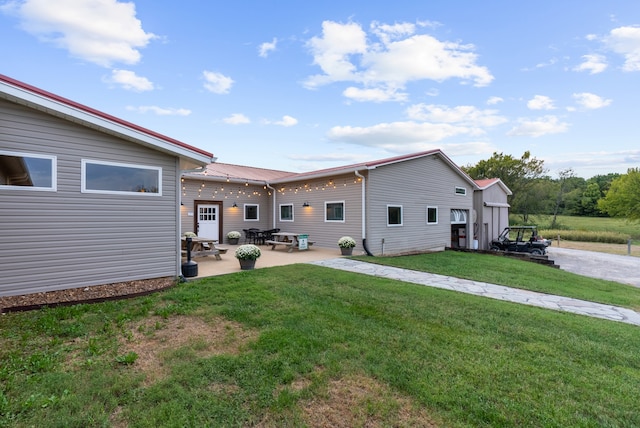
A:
244,204,259,221
279,204,294,221
387,205,403,226
325,201,345,222
427,206,438,224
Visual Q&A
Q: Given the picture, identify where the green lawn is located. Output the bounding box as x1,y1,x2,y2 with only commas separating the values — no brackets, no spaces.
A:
2,256,640,427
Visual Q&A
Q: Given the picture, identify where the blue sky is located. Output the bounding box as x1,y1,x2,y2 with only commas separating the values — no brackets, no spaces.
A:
2,1,640,178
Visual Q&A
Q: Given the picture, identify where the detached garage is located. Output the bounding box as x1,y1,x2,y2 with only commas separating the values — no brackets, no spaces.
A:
0,75,214,297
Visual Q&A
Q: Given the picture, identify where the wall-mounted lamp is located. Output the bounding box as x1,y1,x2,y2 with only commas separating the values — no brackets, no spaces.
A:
303,201,310,207
232,202,238,208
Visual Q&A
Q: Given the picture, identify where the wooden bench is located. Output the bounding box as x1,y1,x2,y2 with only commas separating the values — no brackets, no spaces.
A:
181,248,222,260
265,240,315,253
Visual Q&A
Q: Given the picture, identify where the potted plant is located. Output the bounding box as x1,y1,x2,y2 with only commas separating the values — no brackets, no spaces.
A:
227,230,241,245
338,236,356,255
235,244,261,270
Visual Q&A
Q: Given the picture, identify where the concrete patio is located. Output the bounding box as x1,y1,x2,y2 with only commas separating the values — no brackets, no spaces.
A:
181,243,350,278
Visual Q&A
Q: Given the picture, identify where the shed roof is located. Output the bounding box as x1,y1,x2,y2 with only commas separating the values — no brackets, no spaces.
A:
0,74,214,167
474,178,513,195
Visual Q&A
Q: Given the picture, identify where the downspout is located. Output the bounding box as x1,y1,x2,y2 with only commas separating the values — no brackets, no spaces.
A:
355,170,374,256
265,182,276,228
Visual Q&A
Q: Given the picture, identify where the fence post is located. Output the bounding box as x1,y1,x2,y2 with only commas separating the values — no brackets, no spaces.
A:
629,238,632,256
557,234,561,247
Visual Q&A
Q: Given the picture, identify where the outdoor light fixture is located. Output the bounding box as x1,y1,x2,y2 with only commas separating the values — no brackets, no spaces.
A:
232,202,238,208
303,201,310,207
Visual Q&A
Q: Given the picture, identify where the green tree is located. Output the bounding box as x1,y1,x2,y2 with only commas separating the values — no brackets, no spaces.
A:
463,151,547,221
551,168,575,228
579,182,603,216
598,168,640,221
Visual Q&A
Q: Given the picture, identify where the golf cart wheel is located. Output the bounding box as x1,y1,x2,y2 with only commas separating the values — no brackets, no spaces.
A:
530,249,544,256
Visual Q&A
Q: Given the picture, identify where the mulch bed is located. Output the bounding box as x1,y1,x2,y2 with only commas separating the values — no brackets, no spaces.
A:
0,277,177,313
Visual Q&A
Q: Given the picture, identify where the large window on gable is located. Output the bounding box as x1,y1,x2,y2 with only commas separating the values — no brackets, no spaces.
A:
244,204,259,221
325,201,345,222
387,205,403,226
82,160,161,195
0,151,56,191
279,204,294,221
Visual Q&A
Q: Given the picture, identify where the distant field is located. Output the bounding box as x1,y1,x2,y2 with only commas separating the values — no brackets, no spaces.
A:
511,214,640,245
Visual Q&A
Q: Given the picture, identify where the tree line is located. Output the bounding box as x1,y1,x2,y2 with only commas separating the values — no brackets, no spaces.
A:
462,151,640,224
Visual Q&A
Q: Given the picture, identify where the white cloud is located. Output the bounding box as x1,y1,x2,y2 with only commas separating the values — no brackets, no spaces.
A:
304,20,493,101
258,37,277,58
572,92,612,109
343,86,408,102
507,116,569,137
327,121,477,149
126,105,191,116
262,115,298,127
486,96,503,105
108,69,153,91
223,113,250,125
405,104,507,127
2,0,156,67
527,95,556,110
573,54,608,74
203,70,234,94
605,26,640,71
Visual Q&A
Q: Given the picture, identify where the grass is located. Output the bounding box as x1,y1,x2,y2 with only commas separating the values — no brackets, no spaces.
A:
2,255,640,427
512,214,640,243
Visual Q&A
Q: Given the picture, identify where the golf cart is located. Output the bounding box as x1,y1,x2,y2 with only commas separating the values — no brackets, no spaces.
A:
490,226,548,255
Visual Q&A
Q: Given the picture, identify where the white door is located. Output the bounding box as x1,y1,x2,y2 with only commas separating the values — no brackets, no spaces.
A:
198,204,219,241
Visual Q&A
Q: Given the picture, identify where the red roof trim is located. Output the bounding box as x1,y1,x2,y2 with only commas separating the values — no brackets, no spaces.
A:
0,74,213,159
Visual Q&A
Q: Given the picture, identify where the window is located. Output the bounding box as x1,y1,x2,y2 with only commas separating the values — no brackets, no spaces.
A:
82,160,161,195
387,205,403,226
0,151,56,191
279,204,294,221
325,201,345,222
455,186,467,196
244,204,259,221
427,206,438,224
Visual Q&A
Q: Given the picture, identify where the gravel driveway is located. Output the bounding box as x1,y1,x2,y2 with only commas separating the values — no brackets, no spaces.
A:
547,247,640,288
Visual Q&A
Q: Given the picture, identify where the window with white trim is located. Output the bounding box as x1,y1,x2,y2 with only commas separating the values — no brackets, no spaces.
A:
0,151,56,191
455,186,467,196
279,203,294,221
82,160,161,195
427,206,438,224
325,201,345,222
244,204,259,221
387,205,403,226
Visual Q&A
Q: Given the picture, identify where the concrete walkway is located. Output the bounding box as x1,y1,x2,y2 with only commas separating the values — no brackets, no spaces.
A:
310,258,640,327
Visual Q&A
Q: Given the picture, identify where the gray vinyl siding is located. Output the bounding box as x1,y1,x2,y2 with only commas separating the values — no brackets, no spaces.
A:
475,184,510,249
273,173,363,251
180,179,272,243
366,155,473,255
0,99,180,297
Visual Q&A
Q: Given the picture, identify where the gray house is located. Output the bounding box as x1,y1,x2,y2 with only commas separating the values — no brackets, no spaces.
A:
0,75,214,297
181,150,504,255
